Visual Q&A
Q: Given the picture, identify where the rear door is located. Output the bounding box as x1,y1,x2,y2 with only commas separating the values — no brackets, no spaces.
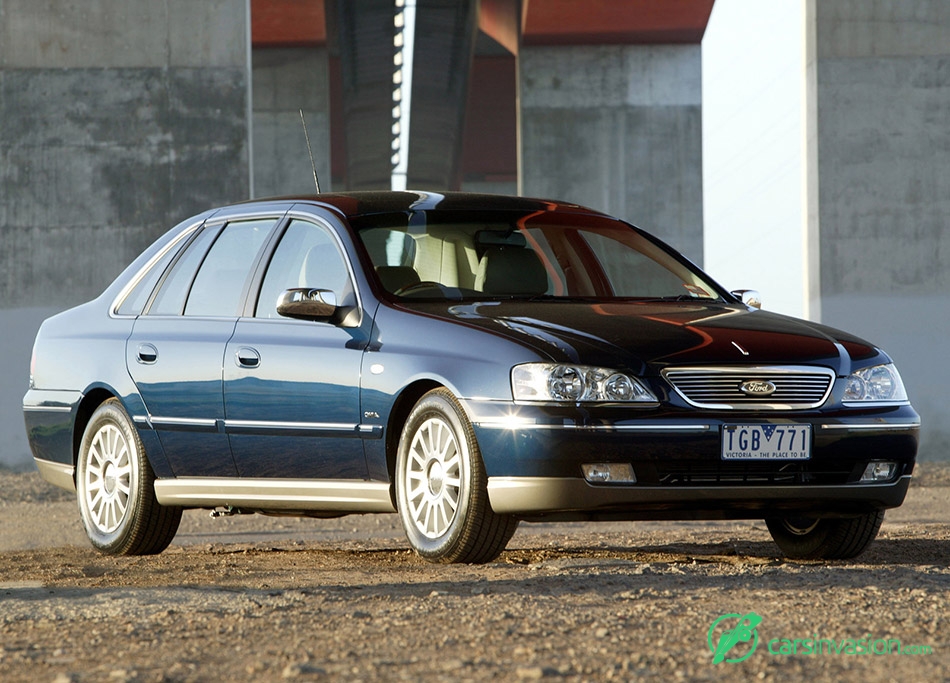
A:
127,218,277,477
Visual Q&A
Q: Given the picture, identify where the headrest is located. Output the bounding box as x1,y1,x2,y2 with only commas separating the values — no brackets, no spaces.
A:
477,247,548,295
376,265,421,292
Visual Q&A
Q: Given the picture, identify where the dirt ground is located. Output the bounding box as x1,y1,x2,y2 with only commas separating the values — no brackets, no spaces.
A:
0,464,948,682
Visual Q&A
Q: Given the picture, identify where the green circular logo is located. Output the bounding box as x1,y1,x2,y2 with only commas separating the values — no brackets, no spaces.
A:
708,612,762,664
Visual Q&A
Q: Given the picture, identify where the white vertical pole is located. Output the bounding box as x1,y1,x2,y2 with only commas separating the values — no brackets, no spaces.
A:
391,0,416,191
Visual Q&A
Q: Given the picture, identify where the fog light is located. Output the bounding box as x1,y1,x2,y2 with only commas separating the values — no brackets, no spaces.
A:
860,461,897,483
582,463,636,484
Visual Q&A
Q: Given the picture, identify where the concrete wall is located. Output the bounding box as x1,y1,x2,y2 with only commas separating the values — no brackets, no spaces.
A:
0,0,252,468
520,44,704,265
252,47,330,197
808,0,950,459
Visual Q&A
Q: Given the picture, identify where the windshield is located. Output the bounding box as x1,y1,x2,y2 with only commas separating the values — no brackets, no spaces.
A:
352,210,724,302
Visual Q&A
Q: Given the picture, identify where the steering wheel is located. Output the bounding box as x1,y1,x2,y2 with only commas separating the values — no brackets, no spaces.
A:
393,281,449,297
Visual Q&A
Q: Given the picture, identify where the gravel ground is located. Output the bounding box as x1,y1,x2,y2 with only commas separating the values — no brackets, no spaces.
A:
0,464,948,682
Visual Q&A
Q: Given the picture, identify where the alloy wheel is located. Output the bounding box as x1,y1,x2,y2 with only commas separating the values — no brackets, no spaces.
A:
82,423,135,534
404,416,463,539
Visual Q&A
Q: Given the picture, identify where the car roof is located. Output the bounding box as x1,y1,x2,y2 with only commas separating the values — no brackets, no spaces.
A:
236,191,605,220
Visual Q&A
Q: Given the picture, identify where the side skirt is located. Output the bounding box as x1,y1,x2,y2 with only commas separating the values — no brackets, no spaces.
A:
153,478,396,513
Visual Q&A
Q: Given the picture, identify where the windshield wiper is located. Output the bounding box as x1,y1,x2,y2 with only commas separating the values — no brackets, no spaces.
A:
521,294,599,302
638,294,722,303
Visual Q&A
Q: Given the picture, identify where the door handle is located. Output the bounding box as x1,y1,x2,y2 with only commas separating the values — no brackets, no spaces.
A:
235,347,261,369
136,343,158,364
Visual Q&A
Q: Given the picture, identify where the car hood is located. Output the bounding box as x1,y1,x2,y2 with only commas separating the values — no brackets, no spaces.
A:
412,300,879,375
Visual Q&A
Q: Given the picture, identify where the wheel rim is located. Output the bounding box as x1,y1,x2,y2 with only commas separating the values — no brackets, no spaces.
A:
782,517,820,536
404,416,463,539
83,423,134,534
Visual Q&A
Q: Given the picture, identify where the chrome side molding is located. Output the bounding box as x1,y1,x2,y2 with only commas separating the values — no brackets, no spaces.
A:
153,477,395,512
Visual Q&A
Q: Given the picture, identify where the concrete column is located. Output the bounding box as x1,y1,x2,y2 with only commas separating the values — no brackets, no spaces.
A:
0,0,251,468
252,47,331,196
520,44,704,265
807,0,950,459
325,0,395,190
405,0,479,189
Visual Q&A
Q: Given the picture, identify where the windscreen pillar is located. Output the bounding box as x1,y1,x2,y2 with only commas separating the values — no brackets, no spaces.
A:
0,0,251,467
520,44,704,265
806,0,950,458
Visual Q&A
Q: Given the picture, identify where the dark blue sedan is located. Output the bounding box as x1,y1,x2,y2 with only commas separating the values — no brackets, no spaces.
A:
23,192,919,562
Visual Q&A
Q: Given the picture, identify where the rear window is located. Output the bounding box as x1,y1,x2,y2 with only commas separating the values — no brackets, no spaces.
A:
116,230,194,316
146,219,276,316
184,220,274,317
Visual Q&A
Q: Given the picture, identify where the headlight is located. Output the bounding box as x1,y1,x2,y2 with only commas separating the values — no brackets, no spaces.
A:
511,363,658,404
842,364,908,404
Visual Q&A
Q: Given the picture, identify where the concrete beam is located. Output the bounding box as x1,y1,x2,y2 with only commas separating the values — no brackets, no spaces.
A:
523,0,714,45
252,0,327,46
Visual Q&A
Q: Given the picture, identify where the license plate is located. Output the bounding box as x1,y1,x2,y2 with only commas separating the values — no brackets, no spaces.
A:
721,424,811,460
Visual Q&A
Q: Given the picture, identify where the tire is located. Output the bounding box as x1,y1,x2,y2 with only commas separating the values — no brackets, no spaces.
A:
765,511,885,560
76,398,182,555
395,388,518,563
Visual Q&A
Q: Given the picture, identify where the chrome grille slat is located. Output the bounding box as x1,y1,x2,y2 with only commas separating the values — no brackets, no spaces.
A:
662,366,835,410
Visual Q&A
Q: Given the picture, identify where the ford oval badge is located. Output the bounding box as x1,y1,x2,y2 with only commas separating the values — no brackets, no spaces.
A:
739,380,777,397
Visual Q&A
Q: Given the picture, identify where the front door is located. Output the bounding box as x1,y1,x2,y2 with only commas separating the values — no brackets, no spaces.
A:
223,218,371,480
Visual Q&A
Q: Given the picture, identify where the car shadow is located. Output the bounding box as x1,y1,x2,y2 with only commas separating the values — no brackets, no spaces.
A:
513,537,950,567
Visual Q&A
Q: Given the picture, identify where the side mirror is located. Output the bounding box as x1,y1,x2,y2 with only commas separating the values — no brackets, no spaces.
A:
731,289,762,310
276,288,339,322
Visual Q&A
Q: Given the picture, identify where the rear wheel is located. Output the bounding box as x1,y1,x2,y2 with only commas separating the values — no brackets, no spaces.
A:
395,388,518,563
765,511,884,560
76,398,182,555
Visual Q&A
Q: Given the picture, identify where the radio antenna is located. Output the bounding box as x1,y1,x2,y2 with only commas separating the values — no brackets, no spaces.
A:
299,109,322,194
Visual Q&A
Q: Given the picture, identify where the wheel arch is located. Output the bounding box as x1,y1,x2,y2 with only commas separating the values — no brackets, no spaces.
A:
72,385,171,481
72,387,119,474
389,381,519,563
384,379,444,504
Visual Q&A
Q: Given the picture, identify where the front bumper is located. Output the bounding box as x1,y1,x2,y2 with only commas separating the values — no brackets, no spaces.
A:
486,475,912,520
465,399,919,520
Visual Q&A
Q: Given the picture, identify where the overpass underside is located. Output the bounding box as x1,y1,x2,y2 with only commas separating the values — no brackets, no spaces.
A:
253,0,711,265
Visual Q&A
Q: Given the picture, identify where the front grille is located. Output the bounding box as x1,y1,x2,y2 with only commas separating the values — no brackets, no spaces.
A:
651,461,853,487
663,366,835,410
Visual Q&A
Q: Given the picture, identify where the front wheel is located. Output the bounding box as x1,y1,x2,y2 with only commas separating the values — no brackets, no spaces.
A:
395,388,518,563
765,511,884,560
76,398,182,555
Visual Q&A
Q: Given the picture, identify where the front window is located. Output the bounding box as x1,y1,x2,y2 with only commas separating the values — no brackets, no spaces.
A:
352,211,722,301
255,219,353,319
